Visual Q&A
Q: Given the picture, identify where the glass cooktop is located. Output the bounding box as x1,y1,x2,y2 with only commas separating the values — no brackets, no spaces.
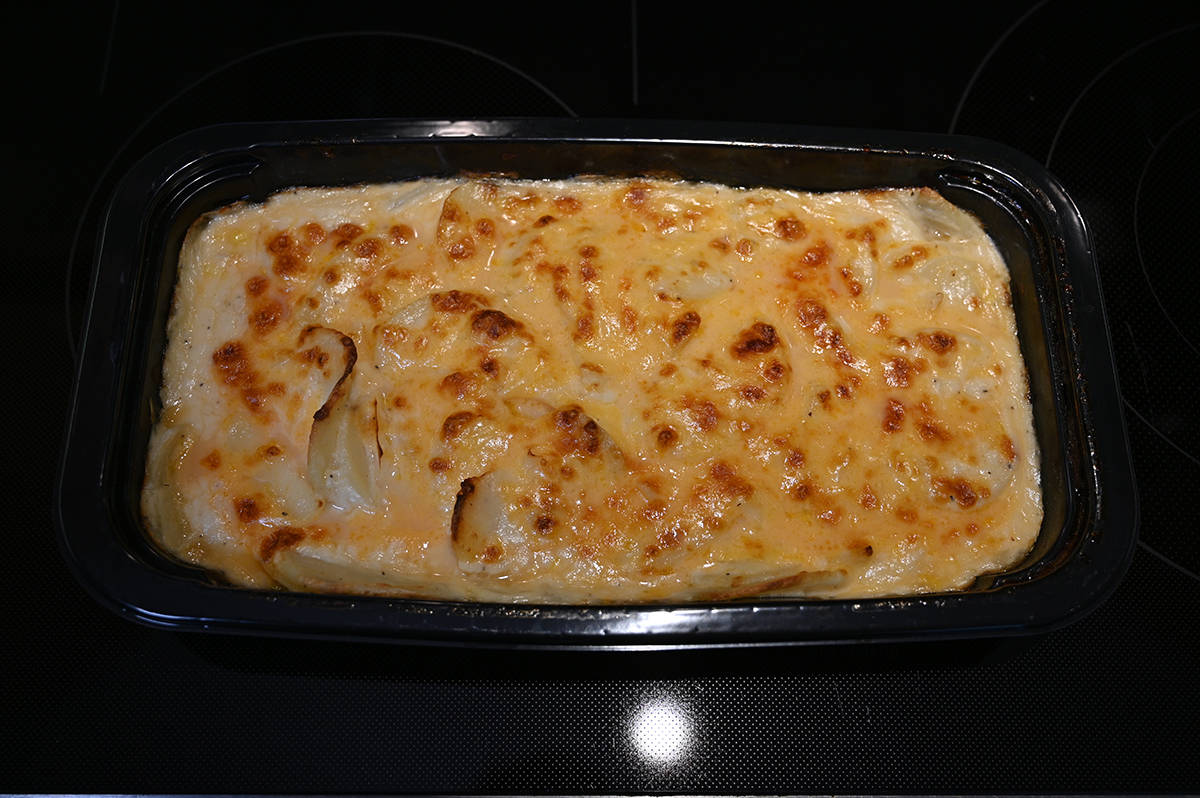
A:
8,1,1198,793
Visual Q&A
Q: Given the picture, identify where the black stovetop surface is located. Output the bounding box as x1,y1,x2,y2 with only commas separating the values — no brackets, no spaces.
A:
9,1,1199,793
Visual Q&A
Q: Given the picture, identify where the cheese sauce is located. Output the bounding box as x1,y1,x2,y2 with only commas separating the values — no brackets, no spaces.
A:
143,178,1042,602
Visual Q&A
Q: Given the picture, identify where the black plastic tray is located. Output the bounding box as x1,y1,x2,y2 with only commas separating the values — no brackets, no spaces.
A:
56,118,1138,648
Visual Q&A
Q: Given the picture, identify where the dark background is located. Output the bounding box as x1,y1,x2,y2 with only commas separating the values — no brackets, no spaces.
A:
7,1,1200,793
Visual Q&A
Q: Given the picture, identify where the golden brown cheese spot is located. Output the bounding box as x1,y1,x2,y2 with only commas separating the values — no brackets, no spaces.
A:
710,236,731,253
801,241,831,266
534,515,556,535
710,461,754,499
644,526,684,558
242,384,284,415
431,290,484,313
642,499,667,522
272,253,304,277
233,496,261,523
249,300,285,335
796,298,827,328
784,446,805,469
266,232,292,254
388,223,414,245
354,238,381,260
845,224,880,257
893,245,928,269
438,371,478,400
933,477,987,508
299,346,330,368
917,330,957,354
536,260,572,301
774,216,807,240
265,230,308,274
796,298,856,366
533,214,556,228
883,398,905,432
790,481,813,501
1000,434,1017,462
580,263,597,281
260,526,305,560
441,411,478,441
735,238,755,259
554,196,583,214
859,485,877,509
213,341,274,415
883,356,915,388
671,310,701,344
731,322,779,358
501,191,540,213
479,357,500,378
869,313,890,334
201,450,222,470
839,267,863,297
245,275,269,297
301,222,325,245
918,421,951,442
555,406,602,457
897,507,919,523
574,314,595,342
622,184,650,210
682,398,720,432
474,218,495,237
763,360,786,383
255,444,283,461
471,309,521,341
447,235,476,260
660,363,678,378
620,305,638,334
322,269,340,285
655,425,678,448
738,385,767,402
362,290,384,314
332,223,364,246
428,457,450,473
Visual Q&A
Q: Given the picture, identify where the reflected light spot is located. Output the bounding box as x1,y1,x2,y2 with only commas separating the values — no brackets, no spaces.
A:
629,696,695,764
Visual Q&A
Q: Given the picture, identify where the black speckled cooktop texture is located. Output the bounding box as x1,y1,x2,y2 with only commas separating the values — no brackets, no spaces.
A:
8,1,1199,793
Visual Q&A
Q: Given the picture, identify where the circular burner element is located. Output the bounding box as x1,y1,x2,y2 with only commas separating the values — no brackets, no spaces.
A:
150,32,574,124
1136,110,1200,356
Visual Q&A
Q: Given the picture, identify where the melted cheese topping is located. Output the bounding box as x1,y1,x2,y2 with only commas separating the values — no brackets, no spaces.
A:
143,178,1042,602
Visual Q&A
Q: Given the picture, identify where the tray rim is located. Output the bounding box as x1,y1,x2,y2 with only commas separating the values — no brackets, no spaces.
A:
55,117,1139,648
